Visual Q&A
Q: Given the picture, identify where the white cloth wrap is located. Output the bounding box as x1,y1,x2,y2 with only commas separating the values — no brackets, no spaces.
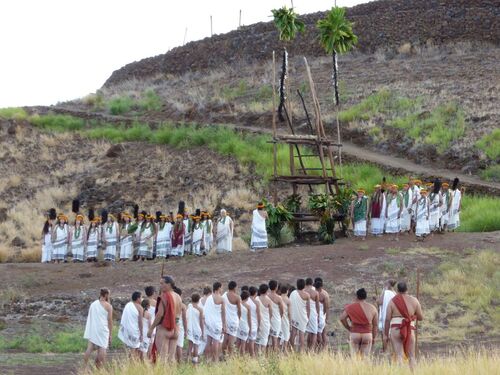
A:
204,295,223,341
84,300,110,349
269,300,282,337
279,302,290,342
415,197,430,236
216,216,233,253
191,226,204,256
378,289,396,331
290,290,308,333
255,298,270,346
103,223,118,261
223,293,240,337
250,209,268,250
248,298,258,341
236,303,250,341
187,304,203,345
428,192,441,231
52,225,68,260
306,298,318,334
41,232,53,263
385,195,400,233
118,302,141,348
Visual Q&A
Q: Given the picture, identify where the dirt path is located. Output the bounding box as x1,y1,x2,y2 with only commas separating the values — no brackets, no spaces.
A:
28,105,500,195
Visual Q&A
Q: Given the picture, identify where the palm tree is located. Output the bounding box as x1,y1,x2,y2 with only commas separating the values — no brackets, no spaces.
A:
317,7,357,169
271,6,305,122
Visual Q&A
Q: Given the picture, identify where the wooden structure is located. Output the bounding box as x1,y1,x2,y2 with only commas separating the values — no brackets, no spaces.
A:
271,55,343,223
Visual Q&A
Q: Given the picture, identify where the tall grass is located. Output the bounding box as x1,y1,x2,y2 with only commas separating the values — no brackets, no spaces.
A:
0,107,28,120
30,113,85,131
139,89,162,111
457,195,500,232
107,96,134,115
480,164,500,182
82,350,499,375
476,128,500,160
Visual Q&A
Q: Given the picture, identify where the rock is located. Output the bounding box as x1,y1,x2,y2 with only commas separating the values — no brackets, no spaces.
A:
7,124,17,135
0,208,7,223
105,144,125,158
10,236,26,248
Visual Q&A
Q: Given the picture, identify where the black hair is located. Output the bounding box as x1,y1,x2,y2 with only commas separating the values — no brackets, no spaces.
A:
314,278,323,289
241,290,250,301
249,286,258,296
297,279,306,290
228,280,237,290
305,277,313,286
356,288,367,300
268,280,278,291
191,293,200,303
163,276,175,287
174,287,182,296
145,286,155,297
100,288,110,298
397,281,408,293
288,286,296,297
141,299,150,312
132,291,142,302
258,284,269,295
203,286,212,295
241,285,249,292
280,284,288,295
213,281,222,291
42,220,51,235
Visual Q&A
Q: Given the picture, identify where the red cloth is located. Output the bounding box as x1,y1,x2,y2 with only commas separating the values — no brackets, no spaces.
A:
172,222,185,247
390,294,416,358
150,291,177,363
371,192,383,218
345,302,371,333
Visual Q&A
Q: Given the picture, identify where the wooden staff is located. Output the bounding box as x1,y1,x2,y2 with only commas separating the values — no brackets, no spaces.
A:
374,282,384,351
415,268,421,357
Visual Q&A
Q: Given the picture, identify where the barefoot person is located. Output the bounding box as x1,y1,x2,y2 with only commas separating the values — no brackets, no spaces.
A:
255,283,272,353
351,189,369,240
236,290,252,355
415,189,430,241
268,280,284,351
385,281,424,371
385,185,402,241
204,281,226,362
369,185,386,237
315,278,330,350
289,279,310,353
376,279,396,352
250,202,268,251
174,287,188,363
83,288,113,368
148,276,180,363
400,184,413,233
247,286,261,357
118,291,144,357
186,293,204,364
279,284,291,350
216,209,234,254
139,299,152,360
340,288,378,358
305,278,320,350
222,281,241,355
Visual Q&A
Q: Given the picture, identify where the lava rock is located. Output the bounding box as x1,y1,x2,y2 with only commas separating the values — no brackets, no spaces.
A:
10,236,26,248
0,208,7,223
105,144,125,158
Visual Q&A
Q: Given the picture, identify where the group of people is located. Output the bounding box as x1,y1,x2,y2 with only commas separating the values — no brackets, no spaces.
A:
84,275,423,370
41,200,270,263
350,177,463,241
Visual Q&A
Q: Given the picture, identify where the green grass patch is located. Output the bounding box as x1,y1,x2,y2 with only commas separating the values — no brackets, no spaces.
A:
30,113,85,131
139,89,162,111
0,107,28,120
107,96,134,115
457,195,500,232
221,80,248,100
480,164,500,182
476,128,500,160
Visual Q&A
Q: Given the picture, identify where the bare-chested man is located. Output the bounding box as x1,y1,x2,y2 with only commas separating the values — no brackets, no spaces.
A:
289,279,310,353
384,281,423,370
255,283,273,353
247,286,261,356
340,288,378,357
304,278,320,350
83,288,113,368
314,277,330,350
268,280,284,351
148,276,182,363
222,281,241,355
204,281,226,362
278,284,291,351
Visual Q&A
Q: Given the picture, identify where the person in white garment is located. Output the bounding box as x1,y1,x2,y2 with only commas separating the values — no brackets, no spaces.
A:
315,278,330,350
86,218,100,262
51,213,69,263
41,210,55,263
305,277,320,350
102,214,119,262
144,286,157,357
428,181,442,232
119,212,133,261
216,209,234,254
376,279,396,352
268,280,284,351
174,287,188,363
399,184,413,233
255,284,272,352
183,212,192,255
369,185,386,236
198,286,212,357
187,293,204,364
385,184,402,241
118,291,144,357
415,189,430,241
132,212,145,260
138,214,155,260
70,214,86,262
236,290,252,355
448,178,462,231
191,212,205,256
351,189,369,240
156,214,172,259
83,288,113,368
247,286,261,357
204,282,226,362
200,212,213,254
410,179,422,233
138,299,152,359
279,284,291,351
440,182,451,231
250,203,268,251
289,279,310,353
222,281,242,355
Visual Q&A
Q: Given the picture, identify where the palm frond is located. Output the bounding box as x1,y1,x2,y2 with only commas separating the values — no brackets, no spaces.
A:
271,6,305,42
317,7,358,55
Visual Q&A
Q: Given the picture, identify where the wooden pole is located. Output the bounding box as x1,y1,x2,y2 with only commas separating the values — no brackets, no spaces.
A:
415,268,421,358
183,27,188,45
272,51,278,205
239,9,242,27
210,16,213,37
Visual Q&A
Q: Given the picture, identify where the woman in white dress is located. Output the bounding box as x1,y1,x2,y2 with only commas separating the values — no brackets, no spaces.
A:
138,214,155,260
399,184,413,233
51,213,69,263
103,214,119,262
155,214,172,258
448,178,462,231
369,185,386,236
138,299,152,359
70,214,86,262
86,218,100,262
41,209,55,263
201,212,213,254
250,203,268,251
186,293,204,364
191,213,205,256
216,209,234,254
385,184,402,241
440,182,451,231
428,181,442,232
119,212,133,261
351,189,368,239
415,189,430,240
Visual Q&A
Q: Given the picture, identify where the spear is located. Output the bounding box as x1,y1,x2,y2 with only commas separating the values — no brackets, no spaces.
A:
415,268,421,357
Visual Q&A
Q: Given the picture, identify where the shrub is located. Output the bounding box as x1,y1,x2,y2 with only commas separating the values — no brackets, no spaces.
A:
458,195,500,232
139,89,162,112
476,129,500,160
480,164,500,182
0,107,28,120
108,96,134,115
83,92,105,110
30,113,85,131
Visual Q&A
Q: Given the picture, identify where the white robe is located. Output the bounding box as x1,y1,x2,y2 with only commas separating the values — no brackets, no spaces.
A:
86,228,99,259
378,289,396,331
156,222,172,258
250,209,268,250
84,300,110,349
223,292,240,337
204,295,223,341
52,225,68,261
41,231,52,263
255,298,270,346
103,223,118,261
119,224,133,260
428,192,441,231
139,315,151,353
236,303,250,341
183,219,192,254
415,197,430,236
248,298,258,341
448,190,461,230
187,304,203,345
280,301,290,343
385,193,401,234
216,216,233,253
269,299,281,337
71,226,85,261
317,301,326,334
441,190,451,227
118,302,141,348
192,224,204,256
400,189,413,232
137,224,154,258
306,298,318,334
370,194,386,235
201,219,213,253
290,290,308,333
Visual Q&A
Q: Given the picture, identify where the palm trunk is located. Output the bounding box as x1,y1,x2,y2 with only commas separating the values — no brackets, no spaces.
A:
278,47,288,122
332,51,342,174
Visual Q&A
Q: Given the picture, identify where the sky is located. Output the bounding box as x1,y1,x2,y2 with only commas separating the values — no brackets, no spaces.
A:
0,0,368,107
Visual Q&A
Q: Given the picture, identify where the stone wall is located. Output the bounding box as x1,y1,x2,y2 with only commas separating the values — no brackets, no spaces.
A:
103,0,500,87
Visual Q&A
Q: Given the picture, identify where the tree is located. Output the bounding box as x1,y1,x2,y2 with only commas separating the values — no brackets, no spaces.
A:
317,7,358,169
271,6,305,122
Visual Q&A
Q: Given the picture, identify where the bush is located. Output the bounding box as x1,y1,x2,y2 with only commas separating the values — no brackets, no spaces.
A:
480,164,500,182
30,113,85,131
83,92,105,110
476,129,500,160
139,89,162,112
458,195,500,232
0,107,28,120
108,96,134,115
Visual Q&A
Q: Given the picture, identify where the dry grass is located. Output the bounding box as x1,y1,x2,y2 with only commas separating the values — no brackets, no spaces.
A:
82,350,499,375
232,236,249,252
221,188,256,211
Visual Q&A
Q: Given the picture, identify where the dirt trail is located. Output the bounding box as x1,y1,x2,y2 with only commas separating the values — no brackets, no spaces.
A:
29,105,500,195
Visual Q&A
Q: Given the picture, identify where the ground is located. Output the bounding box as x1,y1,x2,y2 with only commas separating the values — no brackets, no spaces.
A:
1,231,498,375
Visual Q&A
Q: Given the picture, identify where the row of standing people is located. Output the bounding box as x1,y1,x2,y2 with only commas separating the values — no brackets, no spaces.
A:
350,177,463,241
